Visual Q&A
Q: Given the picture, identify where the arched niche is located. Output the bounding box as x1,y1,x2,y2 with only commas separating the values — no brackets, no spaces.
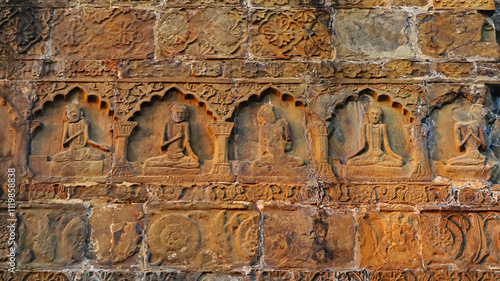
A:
229,88,307,162
329,89,413,164
429,96,483,163
127,88,214,174
30,87,113,178
429,93,498,181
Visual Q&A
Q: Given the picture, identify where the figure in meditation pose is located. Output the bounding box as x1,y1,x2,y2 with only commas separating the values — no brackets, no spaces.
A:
348,106,402,166
52,104,110,162
254,104,304,167
447,107,486,165
144,103,199,169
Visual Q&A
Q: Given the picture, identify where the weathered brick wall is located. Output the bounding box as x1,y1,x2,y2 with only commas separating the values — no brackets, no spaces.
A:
1,0,500,280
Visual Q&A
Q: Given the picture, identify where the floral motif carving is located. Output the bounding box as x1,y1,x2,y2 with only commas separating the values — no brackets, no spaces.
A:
183,83,236,120
235,83,306,107
158,9,248,59
115,82,164,118
251,10,333,58
52,9,155,59
0,8,50,57
66,60,119,78
148,208,259,268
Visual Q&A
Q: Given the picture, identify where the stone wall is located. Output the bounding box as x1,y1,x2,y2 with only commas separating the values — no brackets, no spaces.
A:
1,0,500,280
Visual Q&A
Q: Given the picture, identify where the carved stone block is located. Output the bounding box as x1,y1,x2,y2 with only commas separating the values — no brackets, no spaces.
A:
263,206,355,269
358,212,421,269
4,271,71,281
120,60,190,78
111,0,159,5
332,0,427,7
156,9,248,59
249,9,333,59
433,0,495,10
322,183,451,205
420,211,500,268
145,271,250,281
52,9,155,59
79,0,110,6
82,271,139,281
18,204,87,268
417,12,499,60
437,62,473,78
147,204,260,269
66,60,119,78
163,0,240,7
90,204,144,266
251,0,323,7
334,10,413,59
209,183,315,203
0,8,51,59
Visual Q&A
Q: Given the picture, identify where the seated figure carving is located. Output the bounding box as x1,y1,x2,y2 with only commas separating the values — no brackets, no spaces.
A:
348,106,402,167
254,104,304,167
447,107,486,166
144,103,199,169
52,104,110,163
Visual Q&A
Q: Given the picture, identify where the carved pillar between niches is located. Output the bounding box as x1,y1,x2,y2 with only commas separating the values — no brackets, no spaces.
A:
208,121,234,176
112,121,137,176
408,122,432,179
308,121,334,175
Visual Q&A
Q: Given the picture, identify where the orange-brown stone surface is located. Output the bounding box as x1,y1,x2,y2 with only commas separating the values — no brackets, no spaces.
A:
1,0,500,279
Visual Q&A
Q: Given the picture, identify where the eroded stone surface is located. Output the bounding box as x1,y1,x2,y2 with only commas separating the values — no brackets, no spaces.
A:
263,206,355,269
90,204,144,266
417,12,499,60
18,204,87,268
147,204,259,269
52,9,155,60
334,10,413,59
157,9,248,59
359,212,421,269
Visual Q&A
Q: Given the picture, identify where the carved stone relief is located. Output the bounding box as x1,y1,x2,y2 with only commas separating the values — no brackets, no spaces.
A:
0,86,29,183
52,9,155,60
147,204,259,269
3,0,500,277
358,212,421,270
0,7,50,58
431,98,497,180
417,12,499,60
157,9,248,59
263,206,355,269
127,89,214,179
30,87,113,180
230,89,308,182
90,204,143,267
420,211,500,268
321,90,414,179
18,204,87,268
250,10,333,59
